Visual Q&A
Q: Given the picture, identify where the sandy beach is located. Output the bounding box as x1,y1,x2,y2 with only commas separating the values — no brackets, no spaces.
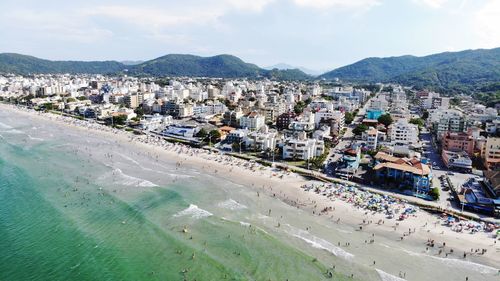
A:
1,103,499,280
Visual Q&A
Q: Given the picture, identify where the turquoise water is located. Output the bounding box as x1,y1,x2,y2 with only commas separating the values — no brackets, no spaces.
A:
1,109,499,281
0,119,351,280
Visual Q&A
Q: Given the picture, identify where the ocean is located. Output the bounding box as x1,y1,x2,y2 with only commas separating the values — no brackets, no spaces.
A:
0,108,498,281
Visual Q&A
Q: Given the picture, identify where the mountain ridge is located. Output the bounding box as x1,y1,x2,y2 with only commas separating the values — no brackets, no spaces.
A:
0,53,310,80
320,47,500,94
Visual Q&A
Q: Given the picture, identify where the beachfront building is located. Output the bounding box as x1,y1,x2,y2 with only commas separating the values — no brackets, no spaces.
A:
335,147,361,180
161,124,198,138
388,119,419,145
244,126,278,152
482,137,500,171
240,111,265,131
139,114,173,131
458,174,500,215
373,152,432,193
441,150,473,172
282,132,325,160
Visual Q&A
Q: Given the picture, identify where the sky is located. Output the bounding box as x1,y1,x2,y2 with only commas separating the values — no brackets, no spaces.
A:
0,0,499,71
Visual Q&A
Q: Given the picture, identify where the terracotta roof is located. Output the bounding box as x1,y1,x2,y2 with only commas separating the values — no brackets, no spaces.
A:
373,162,431,176
484,170,500,195
219,126,235,133
374,152,399,163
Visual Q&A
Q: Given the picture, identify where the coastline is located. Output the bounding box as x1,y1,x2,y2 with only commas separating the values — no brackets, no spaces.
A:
1,103,499,272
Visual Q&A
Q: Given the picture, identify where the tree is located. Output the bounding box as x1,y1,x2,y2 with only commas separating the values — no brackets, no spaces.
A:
77,96,87,101
409,118,425,128
112,115,127,126
196,128,208,138
232,142,241,152
294,101,306,114
209,129,222,143
377,114,393,127
429,187,440,200
345,112,354,125
353,124,368,136
43,103,54,111
66,97,76,103
134,107,145,118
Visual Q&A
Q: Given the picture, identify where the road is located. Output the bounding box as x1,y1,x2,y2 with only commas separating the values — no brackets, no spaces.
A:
325,92,374,174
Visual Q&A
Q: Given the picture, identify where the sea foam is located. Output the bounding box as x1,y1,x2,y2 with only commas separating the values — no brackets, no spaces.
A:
103,168,158,187
291,229,354,260
173,204,213,219
376,269,406,281
401,249,498,274
218,199,247,210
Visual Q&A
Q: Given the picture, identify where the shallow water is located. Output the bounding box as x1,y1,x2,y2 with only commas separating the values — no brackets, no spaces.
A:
0,109,498,281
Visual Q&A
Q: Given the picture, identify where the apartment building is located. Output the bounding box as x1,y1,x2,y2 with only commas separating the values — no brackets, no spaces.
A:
483,137,500,170
282,132,325,160
240,111,265,131
244,127,278,152
441,130,475,156
362,127,380,150
124,92,143,109
388,119,418,145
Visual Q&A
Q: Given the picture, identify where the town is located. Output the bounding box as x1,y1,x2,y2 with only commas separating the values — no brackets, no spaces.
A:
0,73,499,221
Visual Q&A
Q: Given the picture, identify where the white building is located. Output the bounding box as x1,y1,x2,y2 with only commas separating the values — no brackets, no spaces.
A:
139,114,173,131
240,111,266,131
362,127,380,150
282,132,325,160
388,119,419,145
244,126,278,152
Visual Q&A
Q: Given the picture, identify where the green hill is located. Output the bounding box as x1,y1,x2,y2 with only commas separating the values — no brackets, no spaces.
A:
320,48,500,94
0,53,124,74
0,53,310,80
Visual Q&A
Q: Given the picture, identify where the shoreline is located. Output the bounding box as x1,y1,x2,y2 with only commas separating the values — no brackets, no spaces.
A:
2,103,499,270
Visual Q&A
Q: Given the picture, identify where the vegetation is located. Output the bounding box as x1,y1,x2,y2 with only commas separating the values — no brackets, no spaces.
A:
353,124,368,136
208,129,222,143
345,112,355,125
111,115,127,126
310,144,331,169
195,128,208,138
429,187,440,200
134,107,145,118
0,53,310,80
377,114,393,127
409,118,425,128
0,53,123,74
320,47,500,97
294,101,307,114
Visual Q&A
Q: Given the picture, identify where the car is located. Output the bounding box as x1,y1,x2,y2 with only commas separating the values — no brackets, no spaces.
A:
447,171,455,176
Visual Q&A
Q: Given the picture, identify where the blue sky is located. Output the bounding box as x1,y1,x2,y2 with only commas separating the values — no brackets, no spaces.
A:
0,0,499,71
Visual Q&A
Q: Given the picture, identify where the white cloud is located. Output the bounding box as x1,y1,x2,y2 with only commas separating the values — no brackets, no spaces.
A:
1,10,112,44
412,0,449,9
293,0,381,9
474,0,500,48
225,0,276,11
